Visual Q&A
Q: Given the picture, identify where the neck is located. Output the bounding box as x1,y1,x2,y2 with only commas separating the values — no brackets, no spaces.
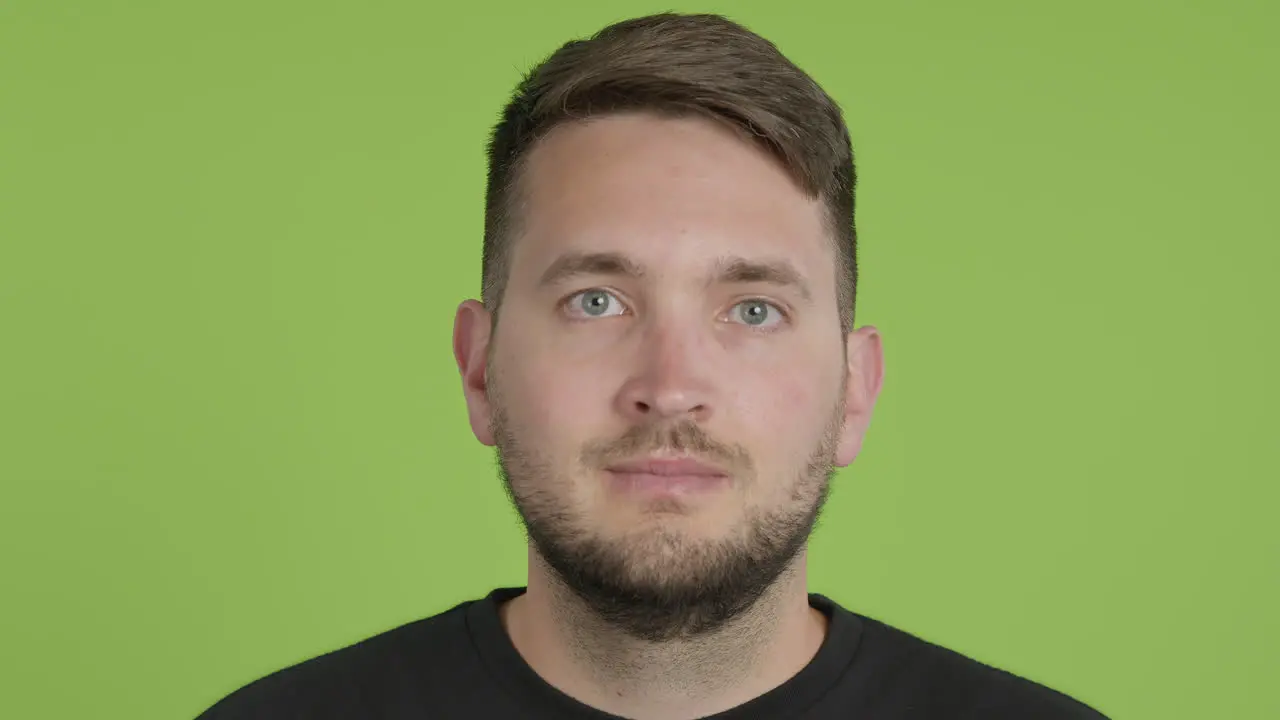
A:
500,547,829,720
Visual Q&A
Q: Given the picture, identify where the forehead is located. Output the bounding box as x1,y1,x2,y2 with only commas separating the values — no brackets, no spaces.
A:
509,112,833,284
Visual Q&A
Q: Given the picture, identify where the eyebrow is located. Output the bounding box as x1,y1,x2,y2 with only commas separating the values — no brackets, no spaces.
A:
713,256,812,303
538,251,646,288
538,251,812,302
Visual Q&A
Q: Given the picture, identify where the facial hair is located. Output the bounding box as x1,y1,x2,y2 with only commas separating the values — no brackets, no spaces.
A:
489,381,846,643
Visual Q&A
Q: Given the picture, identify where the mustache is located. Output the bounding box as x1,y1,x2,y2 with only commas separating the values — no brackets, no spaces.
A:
580,420,751,472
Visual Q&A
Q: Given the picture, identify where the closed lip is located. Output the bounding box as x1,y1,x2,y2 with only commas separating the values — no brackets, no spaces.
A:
605,456,728,477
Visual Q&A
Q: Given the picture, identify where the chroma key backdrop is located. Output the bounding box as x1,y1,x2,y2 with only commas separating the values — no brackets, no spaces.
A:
0,2,1275,719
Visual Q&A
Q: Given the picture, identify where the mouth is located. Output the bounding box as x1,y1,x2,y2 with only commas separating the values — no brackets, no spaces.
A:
603,455,730,497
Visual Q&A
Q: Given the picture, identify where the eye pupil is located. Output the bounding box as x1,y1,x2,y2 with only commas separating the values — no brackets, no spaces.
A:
581,291,610,316
740,301,768,325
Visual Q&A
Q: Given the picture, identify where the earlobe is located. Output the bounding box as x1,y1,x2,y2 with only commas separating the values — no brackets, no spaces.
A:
834,325,885,467
453,299,496,446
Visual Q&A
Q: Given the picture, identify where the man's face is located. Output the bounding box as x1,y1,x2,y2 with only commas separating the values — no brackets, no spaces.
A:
457,112,878,640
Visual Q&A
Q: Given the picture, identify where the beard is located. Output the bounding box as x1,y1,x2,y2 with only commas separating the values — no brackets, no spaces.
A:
489,381,845,643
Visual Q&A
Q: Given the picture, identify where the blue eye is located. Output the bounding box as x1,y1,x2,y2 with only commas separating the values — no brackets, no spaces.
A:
731,300,782,328
567,289,625,318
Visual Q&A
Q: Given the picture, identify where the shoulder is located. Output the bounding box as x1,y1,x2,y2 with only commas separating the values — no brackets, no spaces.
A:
193,599,475,720
850,613,1109,719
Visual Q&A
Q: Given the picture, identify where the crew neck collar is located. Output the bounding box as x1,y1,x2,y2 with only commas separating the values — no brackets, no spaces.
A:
464,586,863,720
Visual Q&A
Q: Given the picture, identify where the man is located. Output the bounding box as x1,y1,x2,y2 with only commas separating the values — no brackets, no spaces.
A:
197,12,1108,720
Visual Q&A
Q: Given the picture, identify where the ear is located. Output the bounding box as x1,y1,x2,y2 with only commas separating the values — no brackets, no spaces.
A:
834,325,885,467
453,299,496,446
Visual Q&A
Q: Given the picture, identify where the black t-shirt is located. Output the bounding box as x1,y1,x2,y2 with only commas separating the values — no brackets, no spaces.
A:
195,587,1108,719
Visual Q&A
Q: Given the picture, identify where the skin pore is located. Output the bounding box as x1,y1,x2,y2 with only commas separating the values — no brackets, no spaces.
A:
453,112,884,720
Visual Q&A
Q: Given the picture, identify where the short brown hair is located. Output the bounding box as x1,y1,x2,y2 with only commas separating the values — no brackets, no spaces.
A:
482,12,858,333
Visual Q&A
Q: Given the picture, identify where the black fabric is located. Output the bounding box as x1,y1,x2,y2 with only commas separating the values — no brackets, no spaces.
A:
195,587,1108,719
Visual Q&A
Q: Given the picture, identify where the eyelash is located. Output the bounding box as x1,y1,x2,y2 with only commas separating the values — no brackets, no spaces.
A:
560,289,789,329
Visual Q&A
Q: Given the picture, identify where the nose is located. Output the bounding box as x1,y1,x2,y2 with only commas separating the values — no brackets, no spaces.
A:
614,325,713,424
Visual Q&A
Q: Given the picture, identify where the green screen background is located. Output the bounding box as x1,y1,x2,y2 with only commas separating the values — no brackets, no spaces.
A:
2,2,1276,718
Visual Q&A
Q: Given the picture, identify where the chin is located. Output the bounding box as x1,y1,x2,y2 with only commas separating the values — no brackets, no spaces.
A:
611,525,728,569
608,506,734,541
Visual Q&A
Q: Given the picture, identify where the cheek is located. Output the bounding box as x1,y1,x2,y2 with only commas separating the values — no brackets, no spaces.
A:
734,344,831,425
496,337,608,452
731,344,840,470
